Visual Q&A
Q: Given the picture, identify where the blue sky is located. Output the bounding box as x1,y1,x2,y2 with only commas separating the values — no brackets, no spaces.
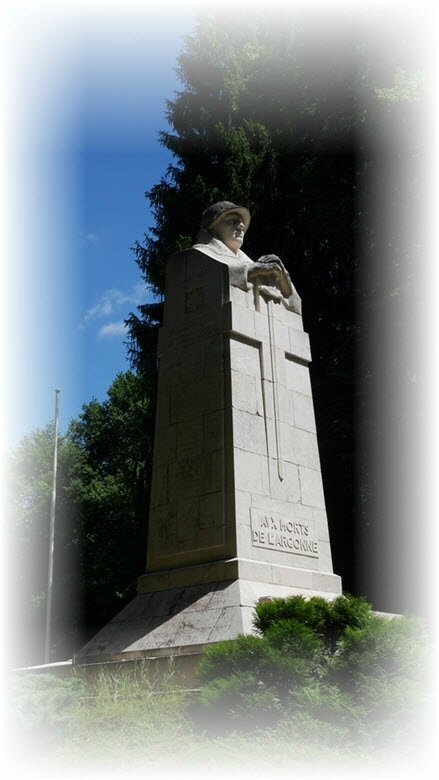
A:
77,149,167,409
4,4,197,450
4,0,436,457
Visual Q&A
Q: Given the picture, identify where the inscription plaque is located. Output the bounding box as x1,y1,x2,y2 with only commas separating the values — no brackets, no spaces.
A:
250,507,318,557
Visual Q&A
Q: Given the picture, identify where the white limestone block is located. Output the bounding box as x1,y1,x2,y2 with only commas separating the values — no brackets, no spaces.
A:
254,309,270,343
234,449,266,494
230,285,250,308
229,302,256,340
292,391,317,433
268,458,300,503
317,540,334,572
299,466,326,509
284,357,313,396
230,336,261,378
272,318,291,352
233,408,267,456
312,508,331,541
288,328,311,363
282,426,321,470
231,370,259,415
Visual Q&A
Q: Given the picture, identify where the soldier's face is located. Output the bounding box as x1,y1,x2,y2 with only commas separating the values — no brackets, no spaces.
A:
214,214,246,253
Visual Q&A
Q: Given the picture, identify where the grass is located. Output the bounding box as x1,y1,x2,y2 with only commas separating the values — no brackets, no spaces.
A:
7,657,431,779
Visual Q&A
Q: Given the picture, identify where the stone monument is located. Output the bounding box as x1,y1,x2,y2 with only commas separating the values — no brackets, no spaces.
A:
76,202,341,665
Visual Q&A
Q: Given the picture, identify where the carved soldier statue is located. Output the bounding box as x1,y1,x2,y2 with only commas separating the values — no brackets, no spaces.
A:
76,197,340,666
193,200,302,314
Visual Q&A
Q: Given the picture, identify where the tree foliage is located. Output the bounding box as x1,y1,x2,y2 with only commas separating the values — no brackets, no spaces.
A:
7,372,153,666
8,10,427,666
7,424,82,666
68,371,153,633
128,9,425,598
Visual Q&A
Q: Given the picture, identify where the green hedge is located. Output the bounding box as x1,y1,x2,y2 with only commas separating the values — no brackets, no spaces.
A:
193,595,428,749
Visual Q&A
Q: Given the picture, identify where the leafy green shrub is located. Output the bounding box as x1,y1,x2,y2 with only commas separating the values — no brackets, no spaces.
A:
331,614,425,683
193,671,283,733
195,595,429,749
197,634,272,683
254,594,372,652
198,631,318,693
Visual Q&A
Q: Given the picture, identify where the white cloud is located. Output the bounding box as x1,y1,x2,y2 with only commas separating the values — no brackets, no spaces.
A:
83,295,114,324
98,320,127,339
82,283,148,328
83,232,99,243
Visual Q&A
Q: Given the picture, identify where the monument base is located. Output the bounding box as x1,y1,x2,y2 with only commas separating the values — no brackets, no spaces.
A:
75,559,341,665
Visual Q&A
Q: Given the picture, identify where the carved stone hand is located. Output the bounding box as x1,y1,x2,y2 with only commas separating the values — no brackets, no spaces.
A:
248,258,293,299
256,254,284,267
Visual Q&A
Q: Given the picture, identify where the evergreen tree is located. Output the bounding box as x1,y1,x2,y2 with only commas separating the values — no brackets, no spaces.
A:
128,9,425,600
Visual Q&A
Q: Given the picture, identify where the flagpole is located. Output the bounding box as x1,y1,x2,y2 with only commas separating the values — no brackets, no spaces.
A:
44,389,60,664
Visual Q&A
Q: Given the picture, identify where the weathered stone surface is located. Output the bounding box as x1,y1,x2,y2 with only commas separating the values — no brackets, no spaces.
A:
76,575,341,663
76,209,341,665
299,465,327,509
144,247,339,582
292,391,317,433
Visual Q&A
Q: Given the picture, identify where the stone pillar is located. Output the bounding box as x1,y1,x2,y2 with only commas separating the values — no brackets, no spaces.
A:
76,248,341,664
141,246,340,594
